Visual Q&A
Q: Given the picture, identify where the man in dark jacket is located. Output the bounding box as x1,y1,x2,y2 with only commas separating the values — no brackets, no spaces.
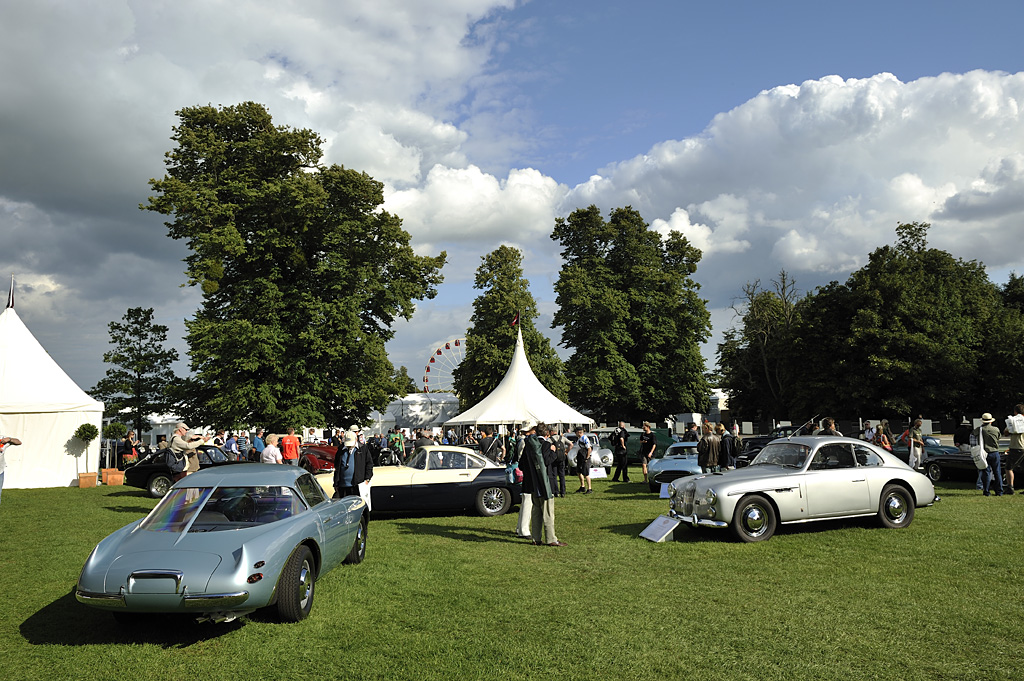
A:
521,422,566,546
333,426,374,499
610,421,630,482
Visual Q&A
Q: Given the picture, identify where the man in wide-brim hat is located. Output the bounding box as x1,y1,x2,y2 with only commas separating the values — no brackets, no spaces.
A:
979,413,1004,496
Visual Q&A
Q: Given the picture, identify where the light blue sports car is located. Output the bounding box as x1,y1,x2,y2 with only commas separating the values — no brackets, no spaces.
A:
76,464,368,623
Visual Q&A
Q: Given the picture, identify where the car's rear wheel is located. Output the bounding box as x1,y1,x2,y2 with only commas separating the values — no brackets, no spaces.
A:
731,494,777,542
878,484,915,529
926,462,943,482
277,545,315,622
476,487,512,516
147,474,172,498
343,514,367,565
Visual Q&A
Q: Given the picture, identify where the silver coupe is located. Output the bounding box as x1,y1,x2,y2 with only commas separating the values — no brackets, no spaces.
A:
667,436,937,542
76,464,368,623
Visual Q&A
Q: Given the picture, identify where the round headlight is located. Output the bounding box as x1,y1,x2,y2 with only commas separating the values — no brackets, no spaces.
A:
705,488,717,505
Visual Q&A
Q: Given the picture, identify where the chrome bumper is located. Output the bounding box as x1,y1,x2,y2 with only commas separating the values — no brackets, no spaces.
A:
75,589,249,609
668,510,729,529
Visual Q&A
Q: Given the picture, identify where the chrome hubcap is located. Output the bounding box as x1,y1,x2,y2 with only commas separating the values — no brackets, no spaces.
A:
885,494,906,522
743,505,767,536
298,560,312,607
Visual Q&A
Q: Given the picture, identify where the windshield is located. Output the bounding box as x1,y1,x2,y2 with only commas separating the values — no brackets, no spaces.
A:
659,444,697,459
139,485,306,532
406,449,427,470
750,442,811,468
139,488,213,533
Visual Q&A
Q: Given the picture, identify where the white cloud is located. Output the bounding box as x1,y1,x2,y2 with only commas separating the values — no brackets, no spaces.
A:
4,0,1024,388
564,70,1024,306
385,165,566,243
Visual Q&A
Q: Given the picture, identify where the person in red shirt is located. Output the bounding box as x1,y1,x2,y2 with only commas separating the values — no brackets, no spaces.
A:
280,428,301,465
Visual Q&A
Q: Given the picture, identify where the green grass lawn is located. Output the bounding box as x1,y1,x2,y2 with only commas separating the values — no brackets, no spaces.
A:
0,478,1021,681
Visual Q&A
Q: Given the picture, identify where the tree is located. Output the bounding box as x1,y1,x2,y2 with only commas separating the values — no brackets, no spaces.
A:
453,245,566,409
553,206,710,423
392,365,418,397
835,222,998,416
143,102,446,431
786,222,999,419
717,272,803,421
89,307,179,435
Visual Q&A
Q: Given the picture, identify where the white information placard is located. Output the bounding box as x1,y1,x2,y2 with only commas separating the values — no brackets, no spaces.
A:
640,515,682,542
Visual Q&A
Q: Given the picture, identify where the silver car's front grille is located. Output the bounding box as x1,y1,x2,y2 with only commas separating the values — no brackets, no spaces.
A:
682,480,696,517
654,470,693,485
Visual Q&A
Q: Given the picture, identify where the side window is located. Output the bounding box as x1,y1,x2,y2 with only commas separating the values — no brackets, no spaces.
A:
296,474,327,507
811,444,855,470
854,445,883,467
467,454,485,469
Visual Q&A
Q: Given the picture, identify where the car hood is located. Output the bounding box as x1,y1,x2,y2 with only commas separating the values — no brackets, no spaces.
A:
698,464,801,485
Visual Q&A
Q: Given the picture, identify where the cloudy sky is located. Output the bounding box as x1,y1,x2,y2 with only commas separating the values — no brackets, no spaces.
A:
4,0,1024,396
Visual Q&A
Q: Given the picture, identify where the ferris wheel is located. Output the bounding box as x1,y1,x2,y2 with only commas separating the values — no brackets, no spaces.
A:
422,338,465,394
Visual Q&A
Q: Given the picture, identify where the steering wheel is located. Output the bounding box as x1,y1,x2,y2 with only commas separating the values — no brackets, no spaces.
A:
226,495,257,522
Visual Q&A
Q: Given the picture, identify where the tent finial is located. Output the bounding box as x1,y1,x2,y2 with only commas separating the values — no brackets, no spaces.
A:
5,274,13,309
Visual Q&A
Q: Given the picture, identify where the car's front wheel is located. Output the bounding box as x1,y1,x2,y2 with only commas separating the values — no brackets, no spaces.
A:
926,462,943,482
147,474,172,498
476,487,512,516
277,545,316,622
343,514,367,565
878,484,915,529
731,494,777,542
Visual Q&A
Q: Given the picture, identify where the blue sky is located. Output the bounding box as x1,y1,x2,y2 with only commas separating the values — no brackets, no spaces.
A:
481,1,1024,183
3,0,1024,400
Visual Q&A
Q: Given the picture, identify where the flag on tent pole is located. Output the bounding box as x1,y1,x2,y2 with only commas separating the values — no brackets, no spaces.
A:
510,311,519,327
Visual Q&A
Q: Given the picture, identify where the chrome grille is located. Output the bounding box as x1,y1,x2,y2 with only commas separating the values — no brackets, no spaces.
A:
654,470,693,484
682,480,696,517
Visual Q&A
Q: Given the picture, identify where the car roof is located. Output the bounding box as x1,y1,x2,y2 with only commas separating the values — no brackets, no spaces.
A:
769,436,873,446
416,445,477,454
173,463,306,488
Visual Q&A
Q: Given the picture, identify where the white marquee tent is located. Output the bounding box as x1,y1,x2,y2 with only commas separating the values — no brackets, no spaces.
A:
445,327,594,428
0,305,104,488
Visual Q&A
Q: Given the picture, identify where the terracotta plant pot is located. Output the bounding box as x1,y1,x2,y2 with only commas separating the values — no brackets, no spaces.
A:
78,473,98,489
105,472,125,486
101,468,118,484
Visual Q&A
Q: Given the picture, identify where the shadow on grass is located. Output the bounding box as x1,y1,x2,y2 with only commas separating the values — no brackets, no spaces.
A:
600,482,651,496
104,490,150,498
608,514,903,543
106,505,155,515
392,521,524,544
21,589,243,647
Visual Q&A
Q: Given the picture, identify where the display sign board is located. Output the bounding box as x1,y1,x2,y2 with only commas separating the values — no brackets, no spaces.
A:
640,515,682,542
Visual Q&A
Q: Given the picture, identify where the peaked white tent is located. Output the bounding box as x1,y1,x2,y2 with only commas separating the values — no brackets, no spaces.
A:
446,327,594,427
0,305,104,488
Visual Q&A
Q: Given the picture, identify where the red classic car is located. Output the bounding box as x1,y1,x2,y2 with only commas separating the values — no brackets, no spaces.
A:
299,445,336,474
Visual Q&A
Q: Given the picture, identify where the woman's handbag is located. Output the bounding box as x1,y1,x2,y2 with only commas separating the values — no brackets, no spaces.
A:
970,427,989,470
168,451,187,474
